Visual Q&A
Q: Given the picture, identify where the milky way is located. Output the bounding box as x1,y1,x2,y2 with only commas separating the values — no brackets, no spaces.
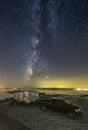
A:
26,0,48,80
25,0,61,80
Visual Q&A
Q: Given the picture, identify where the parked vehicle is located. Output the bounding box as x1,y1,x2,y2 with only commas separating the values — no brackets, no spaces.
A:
10,90,39,105
38,97,82,119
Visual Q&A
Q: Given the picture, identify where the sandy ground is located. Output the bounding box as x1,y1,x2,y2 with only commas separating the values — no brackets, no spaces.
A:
0,95,88,130
0,112,30,130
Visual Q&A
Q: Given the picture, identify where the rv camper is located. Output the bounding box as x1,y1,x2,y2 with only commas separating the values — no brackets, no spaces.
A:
11,90,39,105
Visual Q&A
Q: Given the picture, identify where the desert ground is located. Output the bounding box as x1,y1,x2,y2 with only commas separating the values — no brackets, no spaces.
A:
0,94,88,130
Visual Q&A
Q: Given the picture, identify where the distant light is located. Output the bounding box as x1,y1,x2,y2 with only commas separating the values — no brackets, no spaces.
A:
75,88,88,91
75,88,82,91
83,88,88,91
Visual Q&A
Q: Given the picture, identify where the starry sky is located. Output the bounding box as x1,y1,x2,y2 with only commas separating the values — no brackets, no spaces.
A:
0,0,88,88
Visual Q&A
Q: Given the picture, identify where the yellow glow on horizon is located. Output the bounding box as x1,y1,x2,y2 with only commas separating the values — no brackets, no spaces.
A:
0,84,5,90
35,77,88,88
1,76,88,89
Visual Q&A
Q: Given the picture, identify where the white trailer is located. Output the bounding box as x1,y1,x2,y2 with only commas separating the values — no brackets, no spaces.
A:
13,90,39,104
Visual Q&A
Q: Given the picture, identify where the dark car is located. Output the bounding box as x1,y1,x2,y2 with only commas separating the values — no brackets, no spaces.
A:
38,97,82,119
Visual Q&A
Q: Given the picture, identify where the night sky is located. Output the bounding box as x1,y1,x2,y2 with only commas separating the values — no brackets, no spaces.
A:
0,0,88,88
